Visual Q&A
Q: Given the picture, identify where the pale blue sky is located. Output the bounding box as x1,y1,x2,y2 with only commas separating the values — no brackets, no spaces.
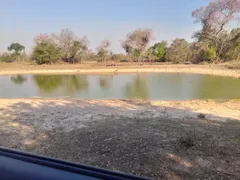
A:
1,0,211,53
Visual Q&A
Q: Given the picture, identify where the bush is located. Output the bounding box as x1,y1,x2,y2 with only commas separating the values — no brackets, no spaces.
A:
204,48,216,62
31,42,61,64
0,53,16,63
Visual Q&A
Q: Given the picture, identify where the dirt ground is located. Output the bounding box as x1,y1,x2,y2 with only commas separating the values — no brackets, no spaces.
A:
0,62,240,78
0,99,240,180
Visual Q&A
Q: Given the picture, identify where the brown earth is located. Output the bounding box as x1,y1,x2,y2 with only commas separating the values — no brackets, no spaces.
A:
0,62,240,78
0,99,240,180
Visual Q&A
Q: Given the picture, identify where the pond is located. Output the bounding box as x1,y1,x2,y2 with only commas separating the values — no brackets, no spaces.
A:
0,73,240,100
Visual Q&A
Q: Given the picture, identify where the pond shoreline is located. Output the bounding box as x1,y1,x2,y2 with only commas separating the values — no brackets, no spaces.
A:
0,64,239,78
1,99,240,179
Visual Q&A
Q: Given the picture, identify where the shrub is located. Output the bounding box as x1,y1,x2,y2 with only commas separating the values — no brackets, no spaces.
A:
204,48,216,62
0,53,16,63
31,42,61,64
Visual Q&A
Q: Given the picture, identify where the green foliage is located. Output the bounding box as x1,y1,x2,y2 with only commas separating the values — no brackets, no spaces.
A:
225,48,240,61
131,49,141,61
8,43,25,54
222,28,240,61
32,42,61,64
4,22,240,65
0,53,15,62
156,45,165,59
190,42,217,64
7,43,25,62
148,41,168,61
192,1,240,62
203,48,216,62
33,29,89,64
96,40,111,63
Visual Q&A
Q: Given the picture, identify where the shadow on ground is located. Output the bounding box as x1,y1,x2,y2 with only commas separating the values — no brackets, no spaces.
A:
0,99,240,180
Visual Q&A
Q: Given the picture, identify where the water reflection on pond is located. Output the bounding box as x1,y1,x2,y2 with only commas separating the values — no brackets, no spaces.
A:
1,73,240,100
10,75,27,85
33,75,88,95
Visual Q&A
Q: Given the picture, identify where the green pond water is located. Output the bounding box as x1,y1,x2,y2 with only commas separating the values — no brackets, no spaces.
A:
0,73,240,100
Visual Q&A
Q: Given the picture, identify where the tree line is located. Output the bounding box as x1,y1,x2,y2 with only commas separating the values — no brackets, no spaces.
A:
1,0,240,65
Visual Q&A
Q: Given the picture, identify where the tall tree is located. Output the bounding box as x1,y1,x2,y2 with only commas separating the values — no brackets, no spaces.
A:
7,43,25,62
166,38,190,64
190,42,217,63
147,41,168,61
192,0,240,61
121,28,153,63
223,28,240,61
48,29,89,63
56,29,76,62
32,41,61,64
96,40,111,64
71,36,89,64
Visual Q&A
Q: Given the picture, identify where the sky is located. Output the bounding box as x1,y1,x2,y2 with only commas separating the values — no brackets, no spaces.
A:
1,0,212,53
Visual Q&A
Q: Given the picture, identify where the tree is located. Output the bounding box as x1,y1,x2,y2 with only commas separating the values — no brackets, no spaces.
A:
192,0,240,61
96,40,111,64
166,38,190,64
36,29,89,64
222,28,240,61
121,28,153,63
73,36,89,64
190,42,217,63
7,43,25,62
85,49,97,61
147,41,168,61
55,29,76,63
32,42,61,64
52,29,89,63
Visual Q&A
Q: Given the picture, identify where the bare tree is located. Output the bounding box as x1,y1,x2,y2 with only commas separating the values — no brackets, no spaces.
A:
166,38,191,64
55,29,76,62
96,40,111,65
34,29,89,64
121,28,153,63
73,36,89,64
51,29,89,63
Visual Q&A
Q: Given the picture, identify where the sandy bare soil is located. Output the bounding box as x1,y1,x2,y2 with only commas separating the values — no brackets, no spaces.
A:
0,99,240,179
0,63,240,78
